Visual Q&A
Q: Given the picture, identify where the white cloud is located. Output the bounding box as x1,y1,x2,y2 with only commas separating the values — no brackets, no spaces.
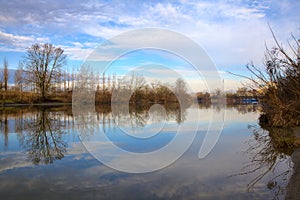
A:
62,46,93,61
0,31,33,46
194,1,268,19
0,31,34,50
72,0,298,70
0,0,299,90
0,30,50,51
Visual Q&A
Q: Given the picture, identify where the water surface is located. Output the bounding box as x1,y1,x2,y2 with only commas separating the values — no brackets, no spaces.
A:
0,104,294,199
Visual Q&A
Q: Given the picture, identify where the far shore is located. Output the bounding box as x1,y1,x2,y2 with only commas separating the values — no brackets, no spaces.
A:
1,102,72,107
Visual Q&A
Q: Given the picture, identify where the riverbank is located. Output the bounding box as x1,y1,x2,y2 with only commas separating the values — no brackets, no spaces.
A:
1,102,72,107
285,127,300,200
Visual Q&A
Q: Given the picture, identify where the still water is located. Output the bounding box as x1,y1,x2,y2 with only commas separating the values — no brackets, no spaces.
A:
0,104,295,199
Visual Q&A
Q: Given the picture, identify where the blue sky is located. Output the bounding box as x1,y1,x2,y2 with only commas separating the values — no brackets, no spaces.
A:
0,0,299,91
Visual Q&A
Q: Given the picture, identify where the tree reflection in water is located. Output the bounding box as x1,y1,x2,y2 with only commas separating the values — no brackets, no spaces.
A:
22,108,67,165
2,104,188,165
0,112,9,148
231,125,299,199
74,103,189,140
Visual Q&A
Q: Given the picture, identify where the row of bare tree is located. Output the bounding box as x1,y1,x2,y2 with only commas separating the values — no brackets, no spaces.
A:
1,43,191,105
74,65,192,105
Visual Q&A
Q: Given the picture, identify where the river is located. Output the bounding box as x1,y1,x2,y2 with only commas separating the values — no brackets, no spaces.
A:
0,104,298,200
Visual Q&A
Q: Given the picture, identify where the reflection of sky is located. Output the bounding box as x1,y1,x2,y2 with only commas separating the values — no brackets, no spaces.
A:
101,124,177,153
0,106,291,199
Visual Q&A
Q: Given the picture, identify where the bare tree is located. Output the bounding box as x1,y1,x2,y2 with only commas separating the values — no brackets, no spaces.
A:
0,67,2,90
229,27,300,127
3,58,8,91
73,65,96,105
174,78,190,103
174,78,187,93
14,61,23,92
24,43,67,101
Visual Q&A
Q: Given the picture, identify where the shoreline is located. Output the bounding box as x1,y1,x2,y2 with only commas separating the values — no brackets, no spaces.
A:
285,128,300,200
1,102,72,107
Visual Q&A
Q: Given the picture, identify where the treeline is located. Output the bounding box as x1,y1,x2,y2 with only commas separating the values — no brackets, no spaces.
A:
0,43,192,105
196,87,259,105
0,68,192,106
74,65,192,105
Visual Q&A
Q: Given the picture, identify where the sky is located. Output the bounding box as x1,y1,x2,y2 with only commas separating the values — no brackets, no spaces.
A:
0,0,299,91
